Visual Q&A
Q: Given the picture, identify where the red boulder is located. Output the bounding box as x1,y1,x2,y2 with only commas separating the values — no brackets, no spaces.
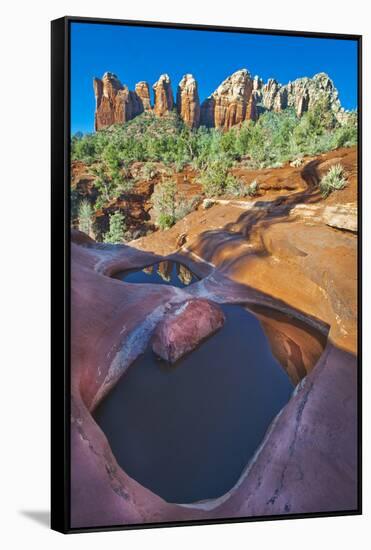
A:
152,298,225,363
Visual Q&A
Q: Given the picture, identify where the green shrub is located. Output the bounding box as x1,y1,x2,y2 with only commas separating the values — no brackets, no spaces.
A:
225,178,259,197
319,164,347,198
175,194,201,219
331,121,357,149
246,180,259,196
151,181,199,229
140,162,158,180
199,160,232,197
114,178,135,196
156,213,175,230
152,181,177,228
290,157,304,167
103,211,126,243
225,176,249,197
203,198,215,209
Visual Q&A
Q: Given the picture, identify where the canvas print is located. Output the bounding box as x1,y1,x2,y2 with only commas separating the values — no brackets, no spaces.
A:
68,20,359,530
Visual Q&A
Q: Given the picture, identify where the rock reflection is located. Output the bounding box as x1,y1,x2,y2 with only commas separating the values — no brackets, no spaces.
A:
116,261,199,288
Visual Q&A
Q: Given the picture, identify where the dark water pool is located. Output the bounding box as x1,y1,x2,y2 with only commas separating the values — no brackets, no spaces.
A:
94,303,294,504
114,260,199,288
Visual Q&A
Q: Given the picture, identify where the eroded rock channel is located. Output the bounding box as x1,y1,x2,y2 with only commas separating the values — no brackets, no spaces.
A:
93,262,327,504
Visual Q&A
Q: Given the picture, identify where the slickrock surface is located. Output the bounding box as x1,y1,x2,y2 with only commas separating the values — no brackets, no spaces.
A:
134,147,358,354
71,144,358,529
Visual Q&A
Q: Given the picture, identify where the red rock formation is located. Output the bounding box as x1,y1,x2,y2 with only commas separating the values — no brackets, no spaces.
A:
151,298,225,363
245,95,258,122
153,74,174,117
94,70,348,131
200,69,255,130
135,81,152,111
262,78,281,110
176,74,200,128
93,72,139,130
258,72,343,118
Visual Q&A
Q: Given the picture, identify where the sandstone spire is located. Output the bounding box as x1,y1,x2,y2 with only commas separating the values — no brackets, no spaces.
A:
176,74,200,128
135,81,152,111
152,74,174,117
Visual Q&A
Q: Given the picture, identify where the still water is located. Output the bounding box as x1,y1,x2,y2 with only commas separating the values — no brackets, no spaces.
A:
94,302,294,504
114,260,199,288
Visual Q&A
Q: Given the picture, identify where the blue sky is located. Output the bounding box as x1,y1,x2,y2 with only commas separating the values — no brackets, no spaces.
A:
71,22,358,134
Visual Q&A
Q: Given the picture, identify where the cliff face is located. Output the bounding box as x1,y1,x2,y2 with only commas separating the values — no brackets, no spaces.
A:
93,72,151,130
253,72,342,118
200,69,257,130
93,69,350,131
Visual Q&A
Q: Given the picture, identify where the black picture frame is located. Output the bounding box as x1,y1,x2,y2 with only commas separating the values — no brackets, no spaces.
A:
51,15,362,534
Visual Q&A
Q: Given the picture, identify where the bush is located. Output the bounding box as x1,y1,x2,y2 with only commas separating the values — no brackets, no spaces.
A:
78,200,94,236
225,176,249,197
290,157,304,167
199,160,232,197
175,194,201,219
152,181,177,228
246,180,259,196
203,198,215,209
140,163,158,180
319,164,347,198
151,181,199,229
156,213,175,230
331,121,357,149
114,178,135,196
225,178,259,197
103,211,126,243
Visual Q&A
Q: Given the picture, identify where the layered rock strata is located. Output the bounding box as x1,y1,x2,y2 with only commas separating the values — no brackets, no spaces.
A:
94,72,151,130
153,74,174,117
176,74,200,128
200,69,257,129
94,70,351,130
135,81,152,112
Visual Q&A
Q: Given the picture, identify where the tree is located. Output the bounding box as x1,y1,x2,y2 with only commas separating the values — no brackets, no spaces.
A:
78,200,94,237
152,181,177,229
103,211,126,243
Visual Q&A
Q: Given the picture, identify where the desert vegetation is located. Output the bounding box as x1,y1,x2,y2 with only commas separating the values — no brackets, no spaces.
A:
319,164,348,198
152,180,200,230
103,211,126,244
72,103,356,169
71,102,356,239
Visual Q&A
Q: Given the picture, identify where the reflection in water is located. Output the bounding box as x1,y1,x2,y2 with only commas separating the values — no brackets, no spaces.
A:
115,261,199,288
249,304,328,385
142,265,154,275
94,304,294,504
157,261,172,282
